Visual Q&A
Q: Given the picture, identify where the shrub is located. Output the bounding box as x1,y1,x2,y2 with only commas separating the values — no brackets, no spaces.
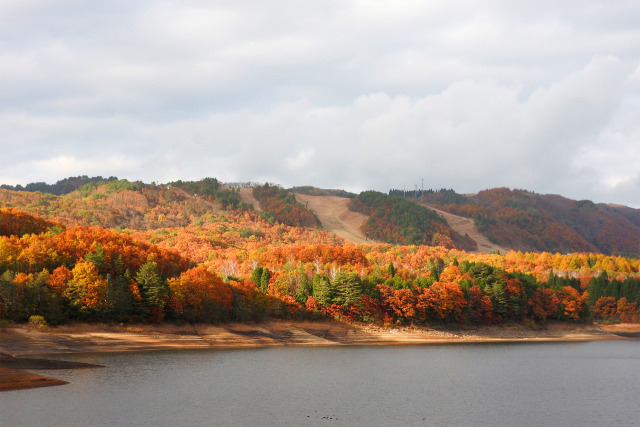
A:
28,315,48,329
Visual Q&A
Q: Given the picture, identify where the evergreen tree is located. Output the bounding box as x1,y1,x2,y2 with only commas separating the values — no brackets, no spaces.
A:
312,274,332,306
259,268,271,293
296,269,313,304
430,265,440,282
105,273,135,322
251,266,263,286
488,281,507,321
386,262,396,277
135,261,168,321
84,243,107,274
333,272,362,307
587,272,608,306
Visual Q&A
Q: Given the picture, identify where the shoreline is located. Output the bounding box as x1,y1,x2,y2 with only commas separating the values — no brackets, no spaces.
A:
2,321,638,391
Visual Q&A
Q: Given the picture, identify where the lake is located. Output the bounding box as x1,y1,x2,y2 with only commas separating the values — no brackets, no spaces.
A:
2,340,639,426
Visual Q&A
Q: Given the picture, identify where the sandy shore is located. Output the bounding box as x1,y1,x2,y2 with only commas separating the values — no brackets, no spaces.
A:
0,351,104,391
0,367,68,391
2,321,638,391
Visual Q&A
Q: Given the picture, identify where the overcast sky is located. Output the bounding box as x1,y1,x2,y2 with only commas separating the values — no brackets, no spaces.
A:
1,1,639,207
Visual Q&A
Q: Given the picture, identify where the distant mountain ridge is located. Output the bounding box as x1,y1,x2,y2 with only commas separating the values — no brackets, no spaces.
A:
1,177,638,256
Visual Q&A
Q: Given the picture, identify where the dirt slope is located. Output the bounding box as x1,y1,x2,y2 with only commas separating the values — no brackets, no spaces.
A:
294,194,372,244
416,201,512,254
237,187,261,210
171,186,221,211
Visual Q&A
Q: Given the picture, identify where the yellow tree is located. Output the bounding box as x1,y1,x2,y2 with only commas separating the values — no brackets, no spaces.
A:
64,261,107,311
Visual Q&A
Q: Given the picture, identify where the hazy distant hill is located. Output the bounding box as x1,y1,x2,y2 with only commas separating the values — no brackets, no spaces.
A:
0,175,119,195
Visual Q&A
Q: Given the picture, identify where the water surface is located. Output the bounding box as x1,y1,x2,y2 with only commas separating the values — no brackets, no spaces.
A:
2,341,639,426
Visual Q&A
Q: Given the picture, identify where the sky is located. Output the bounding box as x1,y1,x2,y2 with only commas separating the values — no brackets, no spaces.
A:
1,1,639,207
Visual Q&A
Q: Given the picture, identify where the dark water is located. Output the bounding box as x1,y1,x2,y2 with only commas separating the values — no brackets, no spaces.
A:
2,341,639,426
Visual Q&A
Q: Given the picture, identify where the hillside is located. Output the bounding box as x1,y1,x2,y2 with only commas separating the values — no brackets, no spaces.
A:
418,188,640,256
415,202,512,254
348,191,477,251
1,180,639,330
0,180,474,251
0,181,222,230
252,184,320,228
2,179,639,256
291,188,475,250
289,189,503,252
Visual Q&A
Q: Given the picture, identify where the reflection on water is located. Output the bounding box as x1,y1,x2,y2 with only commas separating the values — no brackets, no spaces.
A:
2,340,639,426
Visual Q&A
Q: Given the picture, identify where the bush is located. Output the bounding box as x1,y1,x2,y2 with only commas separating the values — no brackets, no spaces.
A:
28,315,48,329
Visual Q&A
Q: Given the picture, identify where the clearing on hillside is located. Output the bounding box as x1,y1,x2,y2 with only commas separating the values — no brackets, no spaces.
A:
294,194,372,244
237,187,261,211
416,201,512,254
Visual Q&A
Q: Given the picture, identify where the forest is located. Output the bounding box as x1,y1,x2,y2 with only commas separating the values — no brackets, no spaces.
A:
1,179,639,327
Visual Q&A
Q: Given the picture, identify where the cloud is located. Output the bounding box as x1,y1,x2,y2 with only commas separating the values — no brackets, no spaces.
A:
0,154,138,186
0,1,639,207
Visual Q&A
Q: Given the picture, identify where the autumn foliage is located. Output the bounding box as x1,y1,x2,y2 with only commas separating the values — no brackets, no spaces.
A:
0,206,60,237
1,180,639,327
253,184,320,227
422,187,640,256
169,266,233,322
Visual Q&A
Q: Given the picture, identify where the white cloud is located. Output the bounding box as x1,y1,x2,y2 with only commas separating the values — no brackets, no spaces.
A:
0,1,639,207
